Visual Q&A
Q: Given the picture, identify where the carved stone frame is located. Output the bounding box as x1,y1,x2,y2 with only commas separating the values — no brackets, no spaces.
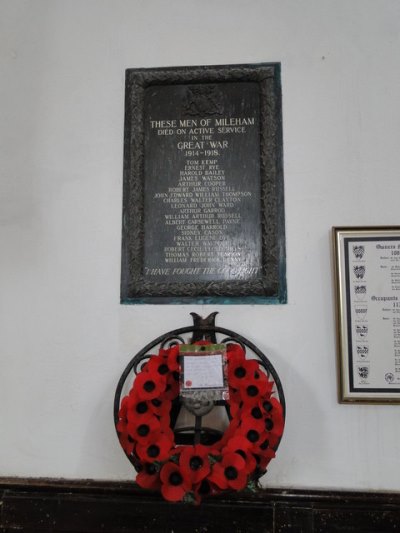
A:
121,63,286,304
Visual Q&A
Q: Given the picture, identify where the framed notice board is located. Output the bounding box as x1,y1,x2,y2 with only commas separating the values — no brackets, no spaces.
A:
121,63,286,304
333,226,400,403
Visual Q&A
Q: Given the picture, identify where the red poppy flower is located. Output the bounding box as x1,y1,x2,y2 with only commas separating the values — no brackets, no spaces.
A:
148,396,172,418
116,419,134,455
226,387,244,418
136,433,173,463
158,414,174,435
147,354,172,377
116,418,128,434
136,463,161,490
239,376,270,405
125,394,154,423
161,426,176,444
118,433,135,456
224,435,251,453
246,425,278,462
237,418,269,450
226,343,246,363
127,415,161,444
163,372,180,401
160,462,191,502
209,452,248,491
134,370,166,401
253,446,276,471
159,344,180,372
260,397,285,439
253,369,274,395
193,478,220,504
179,444,211,484
228,358,260,389
257,439,276,459
118,396,129,421
240,406,266,433
223,435,257,474
217,416,240,449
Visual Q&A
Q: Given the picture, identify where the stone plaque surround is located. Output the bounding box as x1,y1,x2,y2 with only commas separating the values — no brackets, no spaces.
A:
121,63,286,304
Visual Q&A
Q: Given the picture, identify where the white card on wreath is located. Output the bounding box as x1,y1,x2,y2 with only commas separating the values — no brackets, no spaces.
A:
183,354,224,389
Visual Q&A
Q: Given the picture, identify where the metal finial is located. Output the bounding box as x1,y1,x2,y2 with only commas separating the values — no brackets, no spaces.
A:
190,312,218,343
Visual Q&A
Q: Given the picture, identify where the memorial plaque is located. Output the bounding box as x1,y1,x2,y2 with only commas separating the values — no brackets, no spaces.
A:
121,64,286,303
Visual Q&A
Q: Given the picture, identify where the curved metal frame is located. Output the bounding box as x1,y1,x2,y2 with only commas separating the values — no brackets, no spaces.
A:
114,314,286,473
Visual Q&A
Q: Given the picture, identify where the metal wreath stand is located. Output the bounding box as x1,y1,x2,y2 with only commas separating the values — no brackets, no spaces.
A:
114,312,286,480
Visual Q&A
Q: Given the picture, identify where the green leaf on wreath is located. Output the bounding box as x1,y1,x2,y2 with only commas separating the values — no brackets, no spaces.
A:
183,492,195,504
245,479,259,493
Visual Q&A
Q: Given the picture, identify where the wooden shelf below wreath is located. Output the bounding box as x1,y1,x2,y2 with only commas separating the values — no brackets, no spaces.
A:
0,477,399,532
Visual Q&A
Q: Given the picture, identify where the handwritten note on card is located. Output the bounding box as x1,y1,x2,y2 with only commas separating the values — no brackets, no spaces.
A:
183,354,224,389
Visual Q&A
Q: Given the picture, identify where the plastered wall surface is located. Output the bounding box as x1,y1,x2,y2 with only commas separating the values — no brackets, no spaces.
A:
1,0,400,491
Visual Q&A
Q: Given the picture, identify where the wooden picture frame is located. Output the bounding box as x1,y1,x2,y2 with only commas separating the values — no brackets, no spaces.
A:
333,226,400,403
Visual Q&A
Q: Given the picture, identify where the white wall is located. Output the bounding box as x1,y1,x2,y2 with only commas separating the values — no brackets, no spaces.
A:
1,0,400,491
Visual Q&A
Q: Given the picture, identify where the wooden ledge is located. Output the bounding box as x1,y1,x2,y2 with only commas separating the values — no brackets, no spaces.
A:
1,477,399,532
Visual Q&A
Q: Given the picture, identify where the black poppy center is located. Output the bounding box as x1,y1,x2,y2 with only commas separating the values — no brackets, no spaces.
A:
263,401,273,412
169,472,183,486
158,364,169,375
189,456,203,471
151,399,161,407
247,429,260,443
234,367,246,379
265,418,274,431
246,385,258,397
137,424,150,437
246,385,259,397
224,466,238,480
251,407,263,419
198,479,211,496
136,402,148,414
260,439,270,450
147,444,160,458
144,380,156,393
145,463,157,475
236,449,246,460
173,371,180,382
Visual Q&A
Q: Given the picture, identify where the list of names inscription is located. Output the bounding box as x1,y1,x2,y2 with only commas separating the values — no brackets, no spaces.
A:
143,82,262,283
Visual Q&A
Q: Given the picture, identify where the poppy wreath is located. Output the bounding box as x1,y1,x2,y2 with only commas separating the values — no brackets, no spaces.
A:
116,342,285,503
